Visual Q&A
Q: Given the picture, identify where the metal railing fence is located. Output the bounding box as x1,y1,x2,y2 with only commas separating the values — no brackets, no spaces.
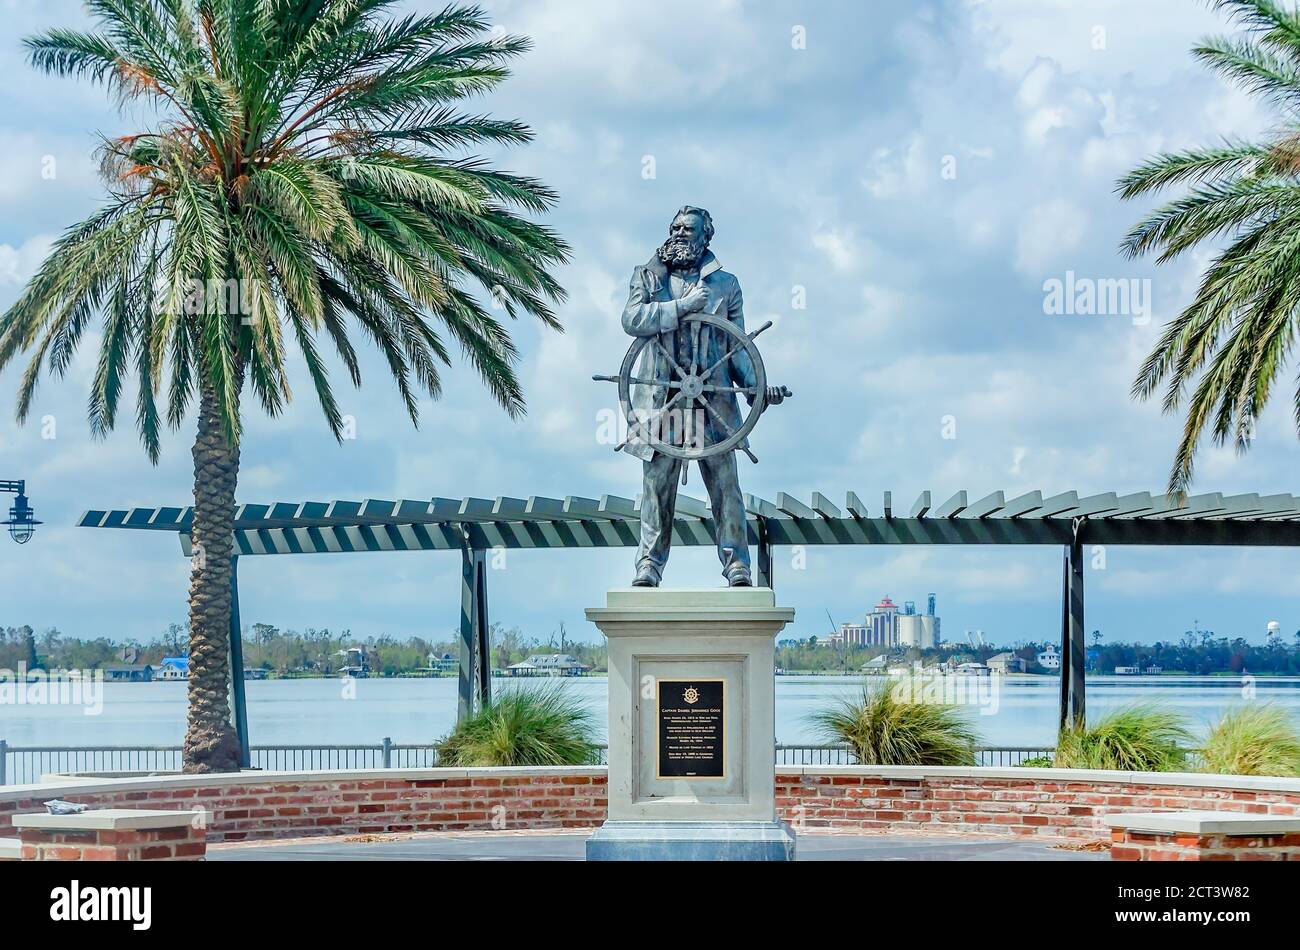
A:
0,739,1053,786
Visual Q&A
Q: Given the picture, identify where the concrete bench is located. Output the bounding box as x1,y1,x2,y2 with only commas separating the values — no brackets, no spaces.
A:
1106,811,1300,861
11,809,207,861
0,837,20,861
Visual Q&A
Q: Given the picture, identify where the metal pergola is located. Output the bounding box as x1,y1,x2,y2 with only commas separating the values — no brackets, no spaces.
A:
80,488,1300,766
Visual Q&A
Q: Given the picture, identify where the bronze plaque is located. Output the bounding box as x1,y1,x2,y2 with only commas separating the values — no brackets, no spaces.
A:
656,679,725,779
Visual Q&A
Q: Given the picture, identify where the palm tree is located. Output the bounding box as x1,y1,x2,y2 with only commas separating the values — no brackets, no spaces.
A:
0,1,569,772
1118,0,1300,494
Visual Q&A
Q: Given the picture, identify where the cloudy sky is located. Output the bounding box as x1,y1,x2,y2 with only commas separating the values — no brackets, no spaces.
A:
0,0,1296,649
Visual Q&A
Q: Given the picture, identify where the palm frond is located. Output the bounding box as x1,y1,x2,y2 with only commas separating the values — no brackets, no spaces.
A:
8,0,567,460
1120,1,1300,493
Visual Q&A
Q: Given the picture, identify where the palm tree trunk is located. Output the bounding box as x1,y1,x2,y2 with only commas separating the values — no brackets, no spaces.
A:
182,377,243,773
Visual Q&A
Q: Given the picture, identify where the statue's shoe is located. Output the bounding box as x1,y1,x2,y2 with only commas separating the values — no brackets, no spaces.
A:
726,567,753,587
632,566,660,587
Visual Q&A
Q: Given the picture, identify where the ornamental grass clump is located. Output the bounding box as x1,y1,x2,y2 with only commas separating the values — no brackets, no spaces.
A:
1053,704,1193,772
1198,703,1300,777
436,684,597,767
807,681,979,766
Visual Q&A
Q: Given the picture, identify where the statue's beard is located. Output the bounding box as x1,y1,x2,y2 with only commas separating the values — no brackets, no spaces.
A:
658,236,707,270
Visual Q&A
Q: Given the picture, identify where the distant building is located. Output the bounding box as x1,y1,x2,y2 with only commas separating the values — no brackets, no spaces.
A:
104,664,153,682
861,655,889,673
1035,644,1061,671
335,647,370,677
987,652,1025,674
156,657,189,681
427,652,457,673
867,596,900,645
838,622,868,645
898,614,937,649
507,653,588,677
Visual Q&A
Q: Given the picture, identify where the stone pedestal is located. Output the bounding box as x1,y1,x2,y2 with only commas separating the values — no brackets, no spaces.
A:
584,587,796,861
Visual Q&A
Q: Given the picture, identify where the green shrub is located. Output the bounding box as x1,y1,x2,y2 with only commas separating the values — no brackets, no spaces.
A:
1054,704,1192,772
436,683,598,767
807,680,979,766
1198,703,1300,777
1017,755,1055,768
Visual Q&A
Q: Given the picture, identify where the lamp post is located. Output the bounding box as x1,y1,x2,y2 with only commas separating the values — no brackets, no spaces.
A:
1,480,41,544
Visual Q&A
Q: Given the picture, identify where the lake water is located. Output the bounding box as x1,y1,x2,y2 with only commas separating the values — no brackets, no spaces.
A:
5,675,1300,750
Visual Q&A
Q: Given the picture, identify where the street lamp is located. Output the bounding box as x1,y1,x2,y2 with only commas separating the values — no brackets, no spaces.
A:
1,480,41,544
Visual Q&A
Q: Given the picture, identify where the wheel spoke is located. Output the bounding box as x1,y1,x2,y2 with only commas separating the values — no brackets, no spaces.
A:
694,394,735,439
700,384,757,395
652,339,688,380
626,390,686,444
657,390,685,417
629,376,680,389
701,339,748,380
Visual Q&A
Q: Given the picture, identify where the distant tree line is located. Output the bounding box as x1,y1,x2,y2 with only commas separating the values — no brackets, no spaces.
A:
1,621,607,676
9,622,1298,677
776,629,1300,676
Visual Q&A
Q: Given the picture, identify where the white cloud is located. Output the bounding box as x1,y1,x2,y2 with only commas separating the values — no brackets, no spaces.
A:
1014,198,1087,276
0,235,53,286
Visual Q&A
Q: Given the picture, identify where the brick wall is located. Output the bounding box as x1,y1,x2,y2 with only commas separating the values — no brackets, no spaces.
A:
19,824,206,861
0,770,609,843
1110,828,1300,861
2,767,1297,843
775,771,1300,839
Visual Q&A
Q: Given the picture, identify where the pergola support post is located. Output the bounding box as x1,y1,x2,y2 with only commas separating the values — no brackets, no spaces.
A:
459,538,491,721
228,555,250,768
755,517,773,589
1061,518,1087,732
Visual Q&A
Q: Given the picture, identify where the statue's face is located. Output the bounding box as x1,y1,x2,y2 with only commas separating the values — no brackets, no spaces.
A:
659,212,709,268
669,213,705,246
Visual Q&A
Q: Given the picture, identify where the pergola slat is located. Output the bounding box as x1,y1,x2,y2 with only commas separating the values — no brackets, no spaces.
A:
776,493,816,519
599,494,639,518
962,491,1005,519
811,492,841,520
934,491,967,518
673,494,712,520
1038,491,1079,518
1001,490,1043,519
1104,492,1155,518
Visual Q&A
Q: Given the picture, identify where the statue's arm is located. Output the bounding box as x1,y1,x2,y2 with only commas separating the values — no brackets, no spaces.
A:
622,268,679,337
727,280,758,388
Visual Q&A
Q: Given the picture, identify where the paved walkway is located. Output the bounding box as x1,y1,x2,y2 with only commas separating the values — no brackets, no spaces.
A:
209,830,1108,861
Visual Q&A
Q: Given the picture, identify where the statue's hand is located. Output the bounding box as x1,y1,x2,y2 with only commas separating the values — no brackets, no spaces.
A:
680,283,710,313
747,385,792,407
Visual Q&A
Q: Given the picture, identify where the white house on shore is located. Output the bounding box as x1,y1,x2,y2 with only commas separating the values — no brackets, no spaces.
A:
1035,644,1061,671
506,653,589,677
